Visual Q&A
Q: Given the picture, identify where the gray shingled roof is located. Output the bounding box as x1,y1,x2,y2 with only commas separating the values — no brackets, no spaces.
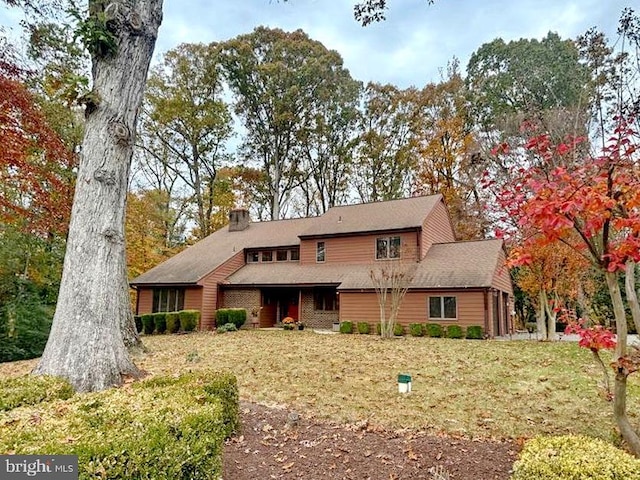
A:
224,240,505,290
299,195,441,237
130,195,443,286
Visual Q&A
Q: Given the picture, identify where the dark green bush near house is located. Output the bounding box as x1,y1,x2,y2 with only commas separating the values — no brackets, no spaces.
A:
141,314,154,335
0,296,53,363
466,325,484,339
446,324,464,339
0,375,74,411
166,312,180,333
424,323,443,338
525,322,537,333
511,435,640,479
393,324,404,336
134,315,142,334
0,371,239,480
217,323,238,333
215,309,230,327
375,323,382,335
228,309,247,329
357,322,370,334
409,323,424,337
340,321,353,334
153,312,167,334
180,310,200,332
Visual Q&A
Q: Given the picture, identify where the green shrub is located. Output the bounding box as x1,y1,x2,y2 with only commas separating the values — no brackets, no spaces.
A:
466,325,484,339
393,324,404,336
153,312,167,334
446,324,464,339
0,375,74,412
0,371,238,479
215,309,230,327
512,435,640,480
228,309,247,329
166,312,180,334
0,292,53,362
424,323,443,338
141,314,155,335
217,323,238,334
357,322,370,334
134,315,142,334
339,321,353,334
525,322,537,333
409,323,424,337
179,310,200,332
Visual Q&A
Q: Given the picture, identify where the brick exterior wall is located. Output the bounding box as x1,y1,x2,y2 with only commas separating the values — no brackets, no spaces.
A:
220,288,261,327
301,288,338,329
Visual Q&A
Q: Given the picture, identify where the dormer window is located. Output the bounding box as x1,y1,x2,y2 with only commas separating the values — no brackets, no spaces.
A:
376,236,401,260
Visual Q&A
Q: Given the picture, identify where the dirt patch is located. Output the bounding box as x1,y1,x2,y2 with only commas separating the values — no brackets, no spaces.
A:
224,402,519,480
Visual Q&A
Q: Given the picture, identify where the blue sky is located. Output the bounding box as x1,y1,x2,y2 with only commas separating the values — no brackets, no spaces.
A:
0,0,630,87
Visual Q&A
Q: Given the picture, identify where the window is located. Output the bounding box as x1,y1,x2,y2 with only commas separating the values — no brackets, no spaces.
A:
428,296,457,320
314,288,339,311
153,288,185,313
376,236,401,259
290,248,300,261
316,242,325,262
262,251,273,262
277,250,288,261
247,251,259,263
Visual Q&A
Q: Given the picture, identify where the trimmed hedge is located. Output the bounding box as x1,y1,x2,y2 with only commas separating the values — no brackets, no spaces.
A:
409,323,424,337
340,321,353,334
180,310,200,332
375,323,382,335
166,312,180,334
141,314,155,335
228,309,246,329
393,324,404,336
0,371,238,479
0,375,74,411
357,322,370,334
153,312,167,334
466,325,483,339
446,324,464,339
215,309,230,327
512,435,640,480
424,323,443,338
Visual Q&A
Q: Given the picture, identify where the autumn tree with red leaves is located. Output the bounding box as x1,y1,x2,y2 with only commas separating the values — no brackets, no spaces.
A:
492,121,640,455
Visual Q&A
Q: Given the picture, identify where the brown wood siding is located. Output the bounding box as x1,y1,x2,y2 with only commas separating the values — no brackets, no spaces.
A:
340,290,485,329
421,200,456,258
184,287,202,311
492,249,514,295
137,288,153,315
300,231,419,265
198,251,246,330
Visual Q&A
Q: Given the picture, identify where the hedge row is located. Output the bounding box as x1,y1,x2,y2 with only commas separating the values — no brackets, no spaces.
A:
0,371,238,479
215,308,247,330
136,310,200,335
339,321,484,339
0,375,74,411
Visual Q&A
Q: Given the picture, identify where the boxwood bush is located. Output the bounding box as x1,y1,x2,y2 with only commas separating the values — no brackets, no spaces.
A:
215,309,230,327
166,312,180,334
512,435,640,480
180,310,200,332
153,312,167,334
446,324,464,339
0,375,74,411
339,321,353,334
409,323,424,337
141,314,155,335
228,309,247,329
0,371,238,479
424,323,443,338
375,323,382,335
357,322,370,334
393,324,404,336
466,325,483,339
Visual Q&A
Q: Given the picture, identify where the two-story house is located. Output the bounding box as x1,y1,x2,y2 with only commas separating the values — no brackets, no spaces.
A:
130,195,514,336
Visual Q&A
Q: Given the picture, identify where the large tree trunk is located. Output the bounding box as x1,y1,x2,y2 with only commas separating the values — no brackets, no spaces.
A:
34,0,163,392
605,271,640,455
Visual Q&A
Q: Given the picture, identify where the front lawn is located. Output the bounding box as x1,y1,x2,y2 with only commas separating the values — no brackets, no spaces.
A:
1,330,637,440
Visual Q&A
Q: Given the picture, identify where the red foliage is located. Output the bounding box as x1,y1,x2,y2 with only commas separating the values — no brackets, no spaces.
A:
0,73,76,236
564,319,616,353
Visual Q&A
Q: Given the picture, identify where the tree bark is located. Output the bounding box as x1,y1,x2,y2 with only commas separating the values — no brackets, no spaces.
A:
34,0,163,392
625,261,640,334
537,289,547,340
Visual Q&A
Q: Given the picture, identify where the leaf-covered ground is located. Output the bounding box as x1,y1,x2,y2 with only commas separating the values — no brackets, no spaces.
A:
2,330,635,442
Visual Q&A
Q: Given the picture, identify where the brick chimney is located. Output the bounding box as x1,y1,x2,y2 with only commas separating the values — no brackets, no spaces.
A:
229,208,250,232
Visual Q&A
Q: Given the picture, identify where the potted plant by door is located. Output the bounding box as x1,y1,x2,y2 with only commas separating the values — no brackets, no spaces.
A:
297,322,305,331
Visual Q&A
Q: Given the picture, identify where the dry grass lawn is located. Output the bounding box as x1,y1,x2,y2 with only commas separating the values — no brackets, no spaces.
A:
2,330,638,441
